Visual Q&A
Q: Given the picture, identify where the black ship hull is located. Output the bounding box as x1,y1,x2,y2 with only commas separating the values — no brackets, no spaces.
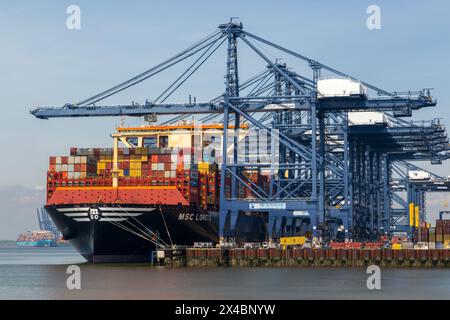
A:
45,204,219,263
45,204,268,263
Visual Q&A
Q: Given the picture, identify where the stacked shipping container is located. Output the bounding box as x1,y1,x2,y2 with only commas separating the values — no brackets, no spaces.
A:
198,162,219,207
416,225,429,243
49,156,97,179
49,146,272,209
435,220,450,248
49,147,210,207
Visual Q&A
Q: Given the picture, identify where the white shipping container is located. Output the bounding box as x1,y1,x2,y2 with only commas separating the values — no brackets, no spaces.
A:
408,170,431,180
414,242,429,250
157,163,164,171
348,112,386,125
264,102,296,110
151,163,158,171
317,78,366,98
401,242,414,249
171,163,177,170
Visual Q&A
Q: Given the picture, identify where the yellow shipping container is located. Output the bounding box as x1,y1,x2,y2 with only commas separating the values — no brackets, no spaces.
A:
198,162,211,173
392,243,402,250
97,162,106,170
280,236,306,246
445,240,450,249
130,162,141,170
130,169,141,177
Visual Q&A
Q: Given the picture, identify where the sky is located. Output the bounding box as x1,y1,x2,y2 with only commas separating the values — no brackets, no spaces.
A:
0,0,449,239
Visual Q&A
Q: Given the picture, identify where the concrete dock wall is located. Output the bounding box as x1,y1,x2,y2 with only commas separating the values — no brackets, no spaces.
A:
157,248,450,268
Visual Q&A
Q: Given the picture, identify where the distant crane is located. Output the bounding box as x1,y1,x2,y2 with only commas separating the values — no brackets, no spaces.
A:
37,207,59,237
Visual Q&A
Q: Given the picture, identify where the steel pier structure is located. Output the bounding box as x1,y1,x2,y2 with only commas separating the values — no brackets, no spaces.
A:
31,19,450,241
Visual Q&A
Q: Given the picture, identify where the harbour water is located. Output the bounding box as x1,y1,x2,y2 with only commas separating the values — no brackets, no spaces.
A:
0,247,449,300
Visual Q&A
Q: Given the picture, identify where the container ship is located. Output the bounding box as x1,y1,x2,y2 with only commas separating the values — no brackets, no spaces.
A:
45,124,268,263
16,230,56,247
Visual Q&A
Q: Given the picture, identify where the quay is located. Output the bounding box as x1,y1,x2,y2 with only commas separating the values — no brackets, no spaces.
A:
153,247,450,268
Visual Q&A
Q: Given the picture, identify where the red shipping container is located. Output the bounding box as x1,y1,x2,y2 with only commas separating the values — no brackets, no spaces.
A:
70,148,77,156
74,164,81,172
189,187,199,203
182,147,193,155
94,148,101,157
151,155,158,162
157,171,165,178
49,157,56,165
61,156,68,164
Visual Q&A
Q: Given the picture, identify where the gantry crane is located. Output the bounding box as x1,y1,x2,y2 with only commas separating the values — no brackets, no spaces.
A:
30,19,450,241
